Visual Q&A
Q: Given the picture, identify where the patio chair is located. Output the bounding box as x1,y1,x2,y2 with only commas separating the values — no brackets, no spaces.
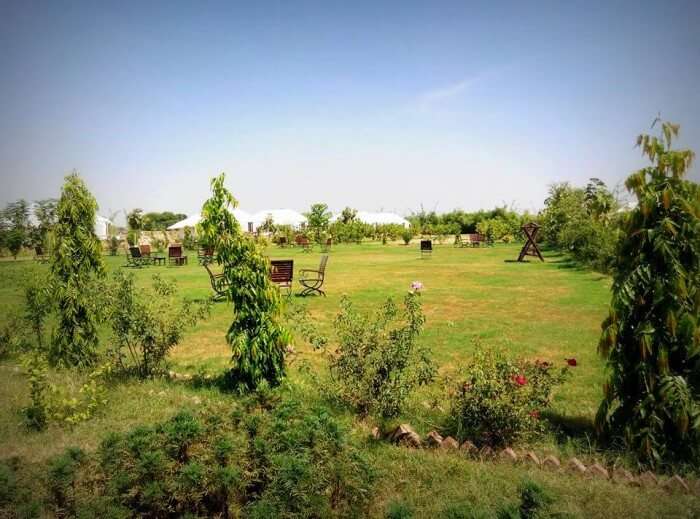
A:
298,255,328,297
420,240,432,258
198,247,214,265
270,259,294,295
139,244,152,259
168,245,188,266
125,246,149,268
322,237,332,253
204,263,229,301
295,235,312,253
34,245,49,263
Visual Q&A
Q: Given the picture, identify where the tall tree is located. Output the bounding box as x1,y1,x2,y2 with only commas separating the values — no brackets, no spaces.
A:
304,203,332,244
198,173,291,391
597,122,700,465
2,199,30,259
49,173,105,367
340,207,357,224
31,198,58,248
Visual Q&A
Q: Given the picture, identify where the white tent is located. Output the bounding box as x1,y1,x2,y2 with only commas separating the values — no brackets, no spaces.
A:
355,211,410,228
251,209,307,230
94,215,112,239
167,209,253,231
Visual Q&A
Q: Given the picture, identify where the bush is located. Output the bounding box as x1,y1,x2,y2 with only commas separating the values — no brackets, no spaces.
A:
445,344,568,447
51,397,376,517
106,271,210,378
401,228,413,245
47,447,85,516
328,288,435,417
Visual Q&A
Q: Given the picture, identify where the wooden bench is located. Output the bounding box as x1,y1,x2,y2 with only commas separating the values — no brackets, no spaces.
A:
420,239,432,258
270,259,294,295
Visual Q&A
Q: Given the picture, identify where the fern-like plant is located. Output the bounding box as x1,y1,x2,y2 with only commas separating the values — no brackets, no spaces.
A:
596,121,700,465
198,173,291,392
49,172,105,367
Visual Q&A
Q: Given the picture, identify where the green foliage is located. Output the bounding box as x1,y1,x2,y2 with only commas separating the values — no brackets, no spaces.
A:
0,461,17,505
199,173,291,392
23,352,49,431
407,206,529,237
328,291,435,417
385,500,415,518
142,211,187,231
446,344,568,447
109,236,119,255
1,199,31,258
328,220,371,244
182,226,197,250
496,479,554,519
304,202,332,244
24,272,52,350
374,223,406,244
541,180,621,272
440,503,491,519
49,172,105,368
126,208,143,231
47,447,85,517
106,271,210,378
30,198,58,248
52,398,375,517
401,228,414,245
596,121,700,465
339,206,358,224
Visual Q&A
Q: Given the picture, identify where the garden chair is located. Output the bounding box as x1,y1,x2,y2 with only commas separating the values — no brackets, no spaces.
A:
322,237,332,252
34,245,49,263
298,255,328,297
453,235,467,248
198,247,214,265
168,245,188,266
270,259,294,295
277,236,288,248
125,246,149,268
420,240,432,258
139,244,152,259
204,263,229,301
295,235,312,252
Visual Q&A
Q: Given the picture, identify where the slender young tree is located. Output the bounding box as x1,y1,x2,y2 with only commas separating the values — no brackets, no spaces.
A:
597,121,700,465
199,173,291,391
49,172,105,367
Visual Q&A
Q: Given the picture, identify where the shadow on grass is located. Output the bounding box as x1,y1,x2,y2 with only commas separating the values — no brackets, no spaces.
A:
543,410,597,443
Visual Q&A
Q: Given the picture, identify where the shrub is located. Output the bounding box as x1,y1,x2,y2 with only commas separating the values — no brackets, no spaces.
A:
401,228,413,245
199,173,291,392
328,288,435,417
596,122,700,465
446,344,568,447
106,271,210,378
47,447,85,516
60,398,376,517
496,479,554,519
49,172,105,367
305,203,332,244
385,500,415,518
109,236,119,256
182,226,197,250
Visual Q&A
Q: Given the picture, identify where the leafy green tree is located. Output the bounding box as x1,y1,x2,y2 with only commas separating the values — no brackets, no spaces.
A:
49,173,105,367
199,173,291,392
597,122,700,465
340,206,357,224
2,199,30,258
142,211,187,230
30,198,58,249
304,203,332,244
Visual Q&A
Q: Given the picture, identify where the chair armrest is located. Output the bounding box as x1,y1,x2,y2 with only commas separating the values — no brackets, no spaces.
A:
299,269,320,275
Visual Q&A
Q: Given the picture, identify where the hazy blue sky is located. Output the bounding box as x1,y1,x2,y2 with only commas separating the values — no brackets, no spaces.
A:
1,1,699,221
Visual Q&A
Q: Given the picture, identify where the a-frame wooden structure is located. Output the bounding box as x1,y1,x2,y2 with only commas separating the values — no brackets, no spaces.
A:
517,222,544,262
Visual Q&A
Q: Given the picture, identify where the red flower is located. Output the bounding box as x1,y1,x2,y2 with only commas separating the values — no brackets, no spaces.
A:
529,410,540,419
513,374,527,386
565,358,578,367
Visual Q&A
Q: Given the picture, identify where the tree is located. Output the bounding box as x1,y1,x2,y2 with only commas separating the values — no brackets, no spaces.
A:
31,198,58,248
126,209,144,231
198,173,291,392
596,121,700,465
142,211,187,230
305,203,332,244
49,173,105,367
340,207,357,224
2,199,30,259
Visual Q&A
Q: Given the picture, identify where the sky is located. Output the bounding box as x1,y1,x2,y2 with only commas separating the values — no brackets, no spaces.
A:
1,1,699,223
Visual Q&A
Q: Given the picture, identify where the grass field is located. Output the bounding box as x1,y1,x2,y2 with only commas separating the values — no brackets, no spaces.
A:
1,243,699,517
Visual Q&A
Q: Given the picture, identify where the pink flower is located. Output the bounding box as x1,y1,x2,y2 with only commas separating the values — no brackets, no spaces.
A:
410,281,423,292
513,374,527,386
565,358,578,367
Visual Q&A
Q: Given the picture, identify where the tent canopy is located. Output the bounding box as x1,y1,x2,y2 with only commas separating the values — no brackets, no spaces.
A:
251,209,307,229
354,211,410,227
167,209,253,230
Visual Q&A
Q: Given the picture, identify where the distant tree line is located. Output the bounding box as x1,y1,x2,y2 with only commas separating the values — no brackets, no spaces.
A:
0,198,57,259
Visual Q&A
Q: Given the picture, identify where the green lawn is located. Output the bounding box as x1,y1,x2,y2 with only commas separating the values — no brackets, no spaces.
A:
1,243,699,517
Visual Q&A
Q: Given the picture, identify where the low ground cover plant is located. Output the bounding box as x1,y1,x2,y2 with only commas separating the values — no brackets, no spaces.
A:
445,344,569,447
27,396,375,518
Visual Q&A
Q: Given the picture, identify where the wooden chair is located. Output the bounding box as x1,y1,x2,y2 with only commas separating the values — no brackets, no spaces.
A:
198,247,214,265
204,263,229,301
295,235,312,253
270,259,294,295
454,235,467,248
168,245,188,266
322,237,332,252
299,255,328,297
139,244,152,258
125,246,149,268
465,233,487,247
277,236,288,248
420,240,432,258
34,245,49,263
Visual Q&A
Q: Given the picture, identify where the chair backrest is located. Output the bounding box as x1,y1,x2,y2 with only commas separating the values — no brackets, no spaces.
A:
169,245,183,258
129,246,142,258
318,254,329,275
270,259,294,283
140,244,151,255
200,247,214,257
420,240,432,251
